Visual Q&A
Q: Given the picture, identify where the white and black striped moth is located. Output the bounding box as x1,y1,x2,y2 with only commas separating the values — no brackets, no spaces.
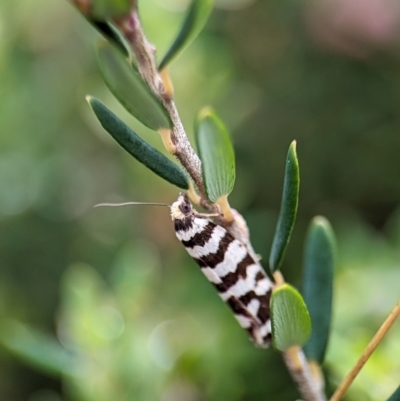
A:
171,193,274,347
96,192,274,347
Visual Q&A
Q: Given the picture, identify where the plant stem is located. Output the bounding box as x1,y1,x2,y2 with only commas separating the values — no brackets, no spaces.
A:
274,272,326,401
330,301,400,401
284,346,327,401
111,4,261,248
113,7,206,200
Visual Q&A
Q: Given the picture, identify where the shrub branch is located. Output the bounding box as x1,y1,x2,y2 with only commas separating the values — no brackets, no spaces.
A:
70,2,328,400
113,6,207,201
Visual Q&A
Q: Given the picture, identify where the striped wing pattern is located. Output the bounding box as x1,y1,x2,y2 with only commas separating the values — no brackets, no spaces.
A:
175,216,273,347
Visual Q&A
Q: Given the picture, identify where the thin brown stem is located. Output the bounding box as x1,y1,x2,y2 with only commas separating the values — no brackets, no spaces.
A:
113,8,206,199
284,347,327,401
330,301,400,401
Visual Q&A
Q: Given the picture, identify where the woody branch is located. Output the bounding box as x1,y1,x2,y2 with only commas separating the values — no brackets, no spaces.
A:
71,0,207,204
114,3,208,202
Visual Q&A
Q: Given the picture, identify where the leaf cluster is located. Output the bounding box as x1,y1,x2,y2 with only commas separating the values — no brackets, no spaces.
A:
73,0,339,393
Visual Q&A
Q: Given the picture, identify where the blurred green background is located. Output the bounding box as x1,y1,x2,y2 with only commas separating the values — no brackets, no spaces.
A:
0,0,399,400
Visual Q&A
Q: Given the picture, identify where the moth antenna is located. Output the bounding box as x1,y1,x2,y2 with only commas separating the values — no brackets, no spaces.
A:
94,202,171,208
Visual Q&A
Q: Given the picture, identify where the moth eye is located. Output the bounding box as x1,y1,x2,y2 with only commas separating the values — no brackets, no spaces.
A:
180,203,191,214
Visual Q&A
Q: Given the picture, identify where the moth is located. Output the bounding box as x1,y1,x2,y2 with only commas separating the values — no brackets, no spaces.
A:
97,192,274,347
171,193,273,347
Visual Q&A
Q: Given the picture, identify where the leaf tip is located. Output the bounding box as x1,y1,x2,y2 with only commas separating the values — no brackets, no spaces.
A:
311,215,328,227
310,216,336,243
288,141,299,164
271,283,312,350
198,106,215,121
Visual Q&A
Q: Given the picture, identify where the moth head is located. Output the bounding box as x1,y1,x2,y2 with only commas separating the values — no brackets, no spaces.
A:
170,192,193,220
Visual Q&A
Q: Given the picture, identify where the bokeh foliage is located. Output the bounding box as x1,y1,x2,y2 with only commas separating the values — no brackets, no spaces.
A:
0,0,399,400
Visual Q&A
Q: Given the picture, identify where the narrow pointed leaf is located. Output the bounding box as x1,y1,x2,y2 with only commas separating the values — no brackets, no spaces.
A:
72,0,131,58
0,320,74,377
387,386,400,401
195,107,235,203
271,284,312,351
159,0,214,70
72,0,131,57
91,21,130,57
302,216,336,364
91,0,131,20
269,141,300,272
88,97,189,189
97,41,172,130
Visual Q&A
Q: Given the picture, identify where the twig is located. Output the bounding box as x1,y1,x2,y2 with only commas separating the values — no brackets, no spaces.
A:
330,301,400,401
113,7,207,201
284,347,327,401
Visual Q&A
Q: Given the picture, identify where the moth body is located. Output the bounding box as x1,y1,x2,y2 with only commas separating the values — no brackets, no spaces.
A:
171,193,274,347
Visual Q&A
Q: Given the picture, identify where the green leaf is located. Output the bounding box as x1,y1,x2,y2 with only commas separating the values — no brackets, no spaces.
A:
72,0,131,57
195,107,235,203
159,0,214,70
91,0,131,20
87,97,189,189
91,21,130,57
271,284,312,351
97,41,172,130
302,216,336,364
269,141,300,272
0,320,75,377
387,386,400,401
